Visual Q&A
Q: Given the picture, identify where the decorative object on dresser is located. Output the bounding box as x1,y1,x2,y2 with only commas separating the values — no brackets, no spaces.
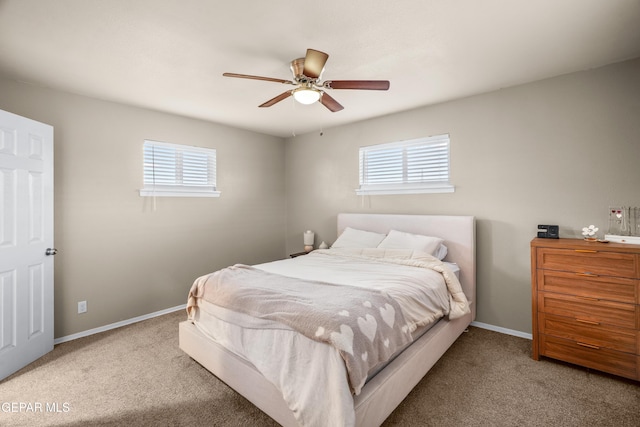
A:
581,224,599,241
606,206,640,245
530,238,640,381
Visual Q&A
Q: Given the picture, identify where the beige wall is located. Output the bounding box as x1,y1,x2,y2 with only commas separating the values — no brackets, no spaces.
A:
2,57,638,338
0,77,286,338
284,58,640,334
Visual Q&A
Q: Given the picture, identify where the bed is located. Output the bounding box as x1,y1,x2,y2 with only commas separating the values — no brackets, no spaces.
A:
179,213,476,426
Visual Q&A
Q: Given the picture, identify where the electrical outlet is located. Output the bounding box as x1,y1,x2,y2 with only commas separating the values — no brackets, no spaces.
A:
78,300,87,314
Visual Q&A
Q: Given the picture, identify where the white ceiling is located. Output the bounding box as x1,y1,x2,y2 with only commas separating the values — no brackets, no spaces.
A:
1,0,639,138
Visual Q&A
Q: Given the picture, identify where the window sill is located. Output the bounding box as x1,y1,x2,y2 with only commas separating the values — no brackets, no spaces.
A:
356,184,454,196
139,189,221,198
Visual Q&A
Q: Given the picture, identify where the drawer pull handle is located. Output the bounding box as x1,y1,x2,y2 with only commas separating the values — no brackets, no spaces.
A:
574,249,598,253
575,318,600,325
576,272,599,277
577,342,600,350
576,295,599,301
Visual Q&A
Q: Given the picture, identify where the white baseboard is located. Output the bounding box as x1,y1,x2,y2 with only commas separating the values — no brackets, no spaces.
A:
54,304,187,345
54,307,531,345
470,321,532,340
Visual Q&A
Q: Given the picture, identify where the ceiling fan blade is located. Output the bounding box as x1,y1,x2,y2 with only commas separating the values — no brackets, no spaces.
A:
325,80,390,90
223,73,294,85
320,92,344,112
302,49,329,79
259,91,293,108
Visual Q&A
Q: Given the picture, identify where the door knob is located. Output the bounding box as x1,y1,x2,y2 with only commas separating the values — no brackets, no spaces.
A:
45,248,58,256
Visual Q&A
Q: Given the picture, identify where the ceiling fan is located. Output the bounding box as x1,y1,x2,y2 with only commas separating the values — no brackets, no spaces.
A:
223,48,390,112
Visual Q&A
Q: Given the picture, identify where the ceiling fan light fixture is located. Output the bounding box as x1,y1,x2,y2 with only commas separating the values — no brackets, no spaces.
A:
292,87,321,105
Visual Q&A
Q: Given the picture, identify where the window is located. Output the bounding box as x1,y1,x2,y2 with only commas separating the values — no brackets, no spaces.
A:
139,140,220,197
357,134,454,195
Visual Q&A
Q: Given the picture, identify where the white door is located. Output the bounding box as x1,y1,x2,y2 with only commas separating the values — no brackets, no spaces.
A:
0,109,54,381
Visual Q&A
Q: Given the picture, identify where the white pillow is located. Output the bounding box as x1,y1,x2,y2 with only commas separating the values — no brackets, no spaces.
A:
434,244,448,260
377,229,444,256
331,227,386,249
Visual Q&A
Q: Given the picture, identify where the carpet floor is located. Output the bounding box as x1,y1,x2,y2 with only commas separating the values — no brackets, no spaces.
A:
1,310,638,426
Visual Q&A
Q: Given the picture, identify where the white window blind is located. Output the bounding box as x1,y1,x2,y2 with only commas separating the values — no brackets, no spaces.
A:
357,134,454,195
139,140,220,197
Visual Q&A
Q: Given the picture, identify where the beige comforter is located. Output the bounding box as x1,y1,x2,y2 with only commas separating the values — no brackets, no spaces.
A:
188,263,413,394
324,248,470,319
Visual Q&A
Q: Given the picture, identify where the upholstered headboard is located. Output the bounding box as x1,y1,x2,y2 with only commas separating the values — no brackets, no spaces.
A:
337,213,476,318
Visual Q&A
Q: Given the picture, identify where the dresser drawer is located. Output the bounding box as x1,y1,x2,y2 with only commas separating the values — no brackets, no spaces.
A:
538,291,638,329
537,270,638,304
538,313,637,354
540,334,639,380
537,247,639,278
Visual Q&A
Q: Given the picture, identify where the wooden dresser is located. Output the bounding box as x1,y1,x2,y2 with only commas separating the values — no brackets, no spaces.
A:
531,238,640,380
